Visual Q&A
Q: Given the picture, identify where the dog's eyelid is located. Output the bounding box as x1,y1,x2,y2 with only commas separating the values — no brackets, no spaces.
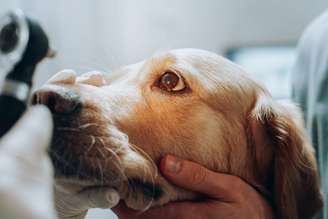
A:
166,67,181,76
167,68,190,89
166,66,192,83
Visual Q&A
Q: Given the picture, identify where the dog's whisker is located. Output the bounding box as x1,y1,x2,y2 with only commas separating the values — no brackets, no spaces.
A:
130,143,158,179
102,146,126,179
78,123,98,130
109,147,125,161
85,135,96,154
141,198,154,213
102,146,119,160
97,136,128,181
95,146,106,159
97,137,106,147
96,158,104,184
143,170,157,212
97,137,124,161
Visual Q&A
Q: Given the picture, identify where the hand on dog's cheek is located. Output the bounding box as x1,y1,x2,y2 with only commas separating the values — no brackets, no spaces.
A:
113,155,274,219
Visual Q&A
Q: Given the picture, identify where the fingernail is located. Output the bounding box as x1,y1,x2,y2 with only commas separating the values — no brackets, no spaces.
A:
165,155,182,174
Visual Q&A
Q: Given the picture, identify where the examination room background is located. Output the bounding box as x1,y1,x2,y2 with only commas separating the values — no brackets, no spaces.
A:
1,0,328,218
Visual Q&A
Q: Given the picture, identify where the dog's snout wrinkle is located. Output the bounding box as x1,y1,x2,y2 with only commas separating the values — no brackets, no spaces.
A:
32,87,81,114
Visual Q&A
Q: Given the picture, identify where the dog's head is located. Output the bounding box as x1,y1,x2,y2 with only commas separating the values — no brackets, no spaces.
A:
33,49,322,218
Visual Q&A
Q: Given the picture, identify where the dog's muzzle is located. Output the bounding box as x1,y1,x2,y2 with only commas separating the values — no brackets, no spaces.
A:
32,86,81,114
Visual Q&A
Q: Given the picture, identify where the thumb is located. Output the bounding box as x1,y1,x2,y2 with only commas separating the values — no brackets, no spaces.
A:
0,105,53,161
160,155,241,201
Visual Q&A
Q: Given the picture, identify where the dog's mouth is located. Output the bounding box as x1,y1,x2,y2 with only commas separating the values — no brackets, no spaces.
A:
50,113,122,184
49,113,164,208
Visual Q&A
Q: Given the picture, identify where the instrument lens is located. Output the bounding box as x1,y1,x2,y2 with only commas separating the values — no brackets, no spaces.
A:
0,21,19,54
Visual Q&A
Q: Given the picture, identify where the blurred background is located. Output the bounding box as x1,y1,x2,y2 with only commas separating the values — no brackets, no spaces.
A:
1,0,327,218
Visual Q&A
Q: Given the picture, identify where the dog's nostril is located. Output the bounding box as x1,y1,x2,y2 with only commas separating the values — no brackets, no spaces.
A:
32,88,81,114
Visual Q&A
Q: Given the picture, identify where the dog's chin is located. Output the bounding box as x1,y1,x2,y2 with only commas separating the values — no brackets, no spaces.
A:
50,117,166,210
50,141,164,211
51,153,123,205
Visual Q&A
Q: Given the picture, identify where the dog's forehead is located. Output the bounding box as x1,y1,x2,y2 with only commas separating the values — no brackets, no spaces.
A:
114,49,227,74
109,49,248,91
170,48,231,69
147,49,226,68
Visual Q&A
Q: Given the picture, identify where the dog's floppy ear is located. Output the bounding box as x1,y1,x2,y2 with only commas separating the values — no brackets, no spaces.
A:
249,93,323,219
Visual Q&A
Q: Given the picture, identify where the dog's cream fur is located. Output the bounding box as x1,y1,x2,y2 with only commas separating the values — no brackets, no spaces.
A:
38,49,322,219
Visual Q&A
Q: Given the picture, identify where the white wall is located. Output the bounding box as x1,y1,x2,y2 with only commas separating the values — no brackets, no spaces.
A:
1,1,328,218
2,0,328,87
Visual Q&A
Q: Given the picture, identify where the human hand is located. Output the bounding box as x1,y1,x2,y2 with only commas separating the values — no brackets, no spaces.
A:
0,106,56,219
113,155,274,219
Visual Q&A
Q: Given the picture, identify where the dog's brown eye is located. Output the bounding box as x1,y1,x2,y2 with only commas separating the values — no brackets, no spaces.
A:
159,71,185,92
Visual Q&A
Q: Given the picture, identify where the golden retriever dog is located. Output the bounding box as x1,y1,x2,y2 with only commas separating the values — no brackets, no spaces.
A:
33,49,322,219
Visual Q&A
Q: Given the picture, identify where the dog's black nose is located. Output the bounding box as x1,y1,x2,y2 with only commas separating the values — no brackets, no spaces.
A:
32,86,81,114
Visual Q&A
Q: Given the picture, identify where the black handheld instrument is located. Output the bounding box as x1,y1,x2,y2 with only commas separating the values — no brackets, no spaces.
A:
0,9,54,137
